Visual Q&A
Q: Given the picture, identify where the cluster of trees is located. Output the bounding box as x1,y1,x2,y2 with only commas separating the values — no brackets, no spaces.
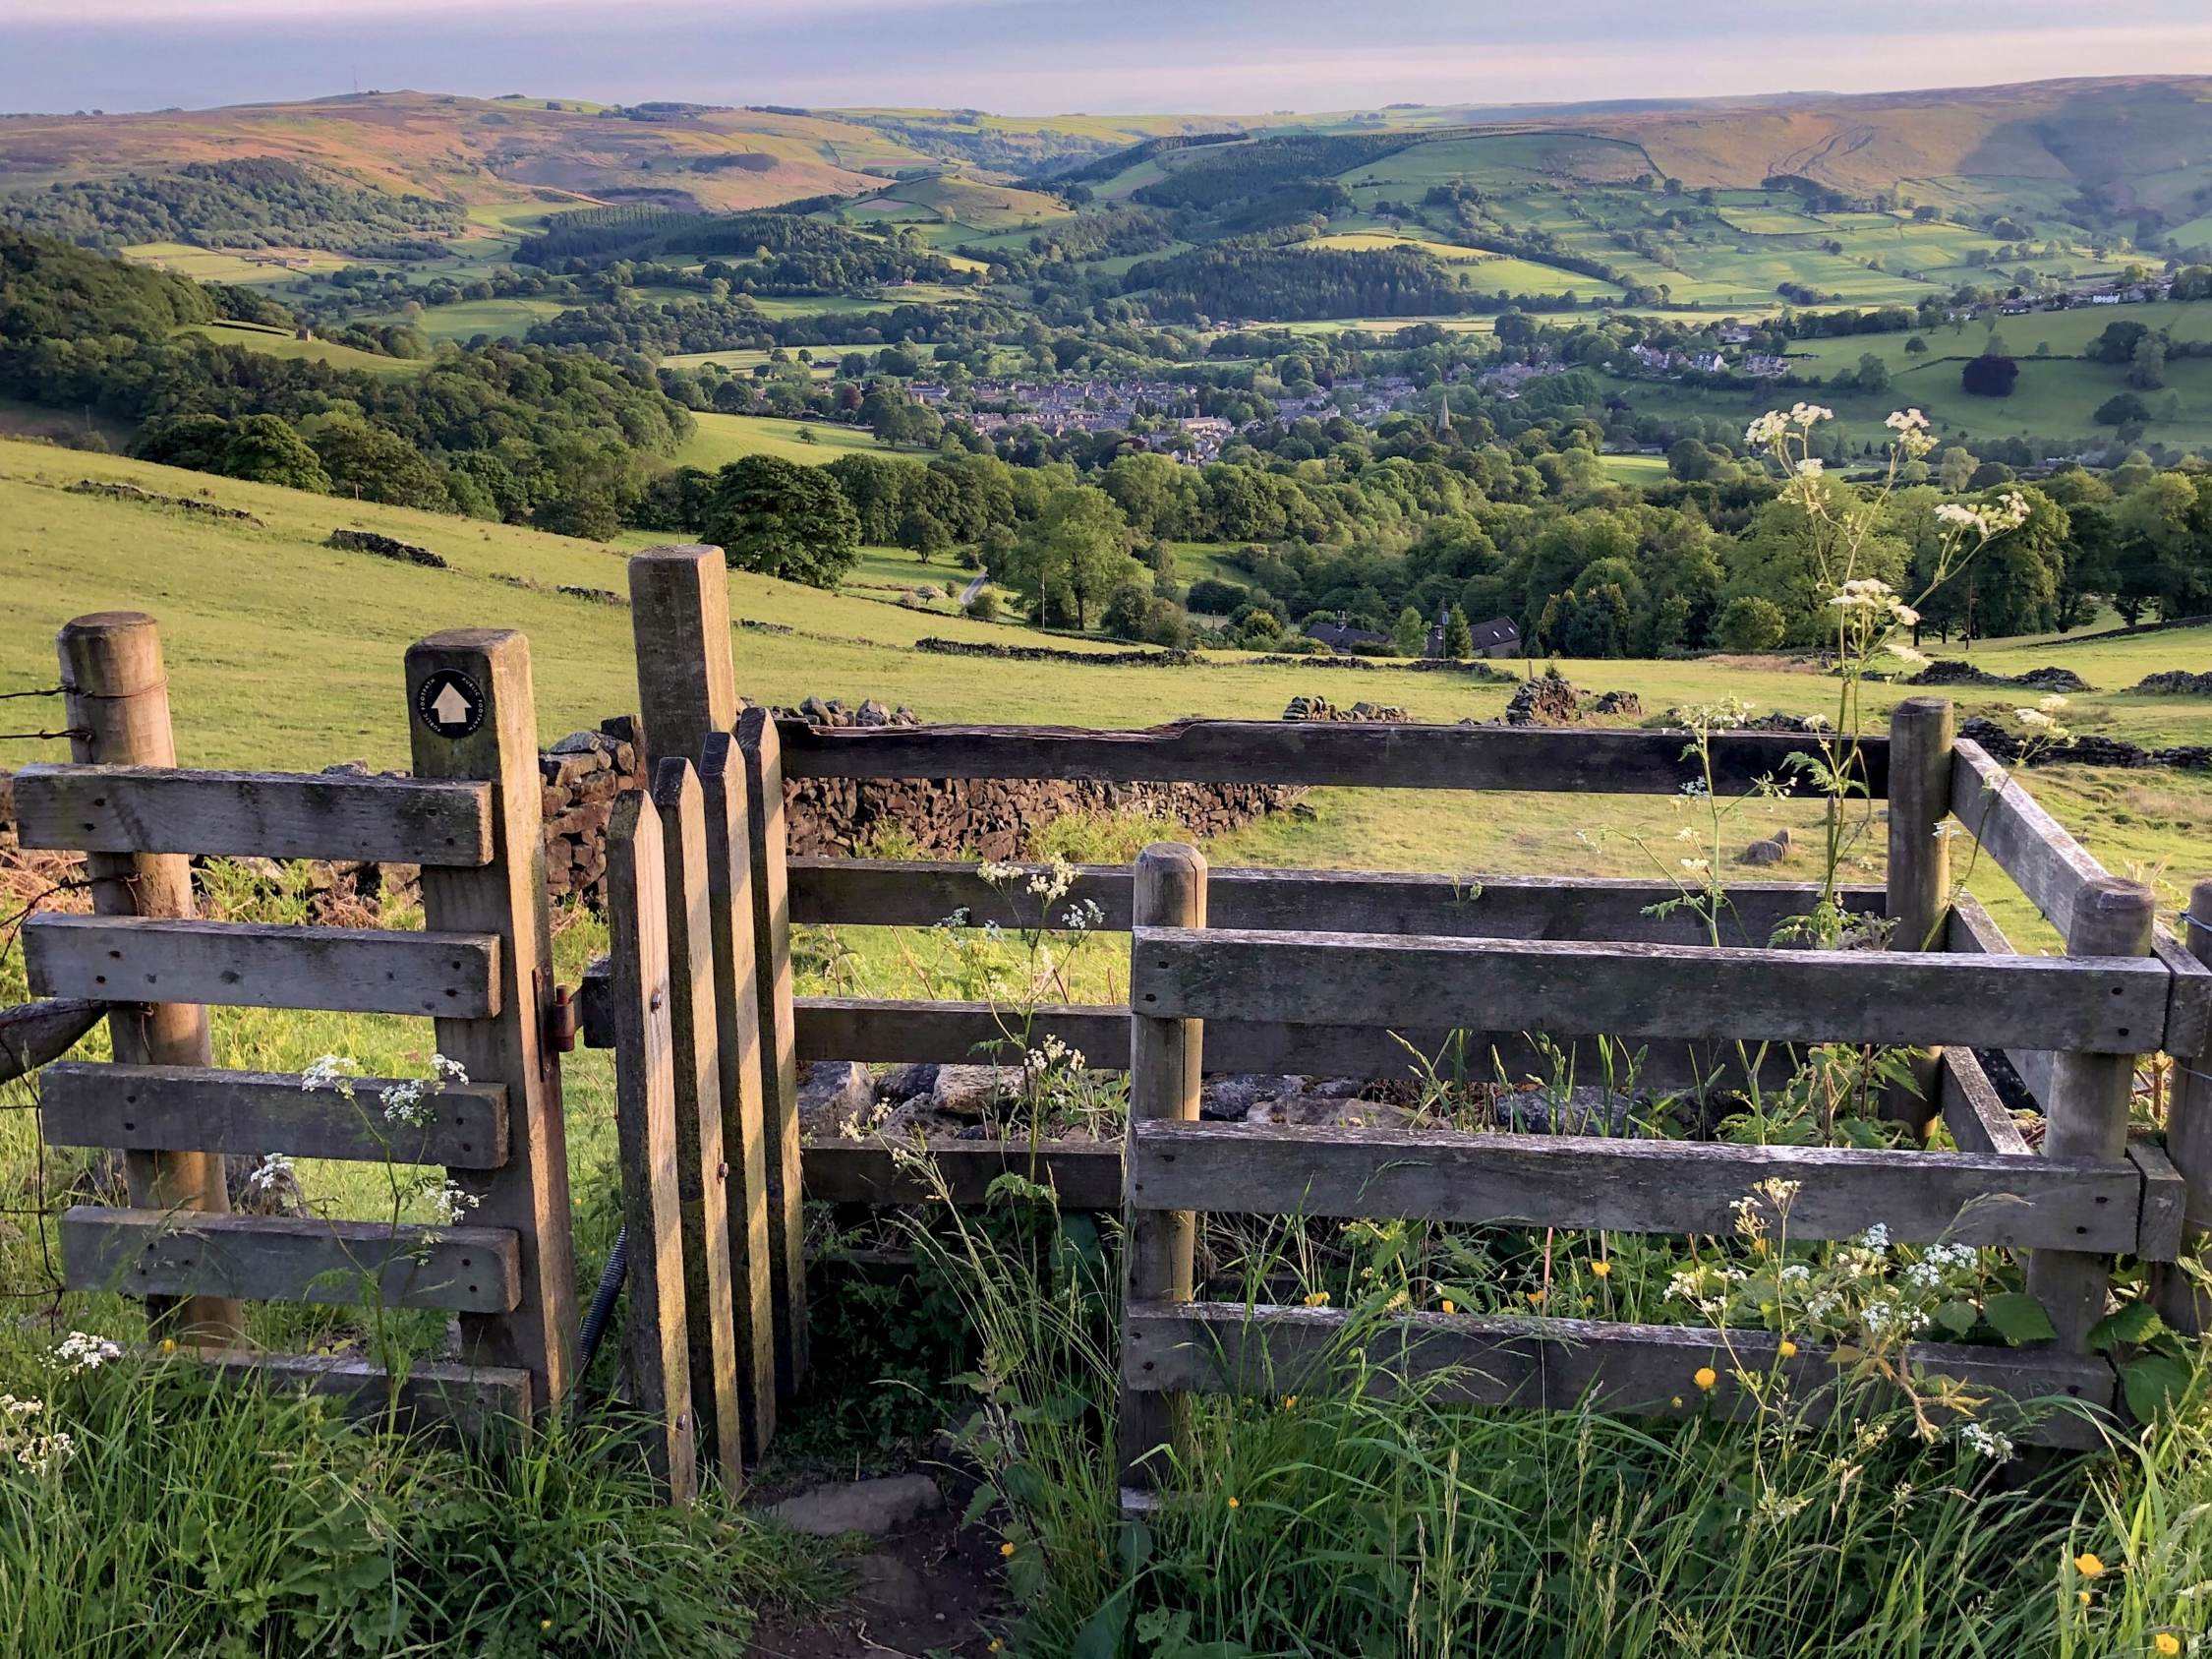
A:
1,231,692,532
1124,241,1588,324
518,207,962,293
0,159,461,254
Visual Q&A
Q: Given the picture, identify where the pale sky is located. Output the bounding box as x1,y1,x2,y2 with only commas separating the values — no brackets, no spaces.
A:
3,0,2208,116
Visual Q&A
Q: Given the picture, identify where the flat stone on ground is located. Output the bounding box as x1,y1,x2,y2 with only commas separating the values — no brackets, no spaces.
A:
770,1473,945,1538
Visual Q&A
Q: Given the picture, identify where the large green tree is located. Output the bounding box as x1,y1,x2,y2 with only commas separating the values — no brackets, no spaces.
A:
700,455,861,588
998,486,1137,629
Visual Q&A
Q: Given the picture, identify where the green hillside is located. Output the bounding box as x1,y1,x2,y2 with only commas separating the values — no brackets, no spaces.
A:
4,437,2205,945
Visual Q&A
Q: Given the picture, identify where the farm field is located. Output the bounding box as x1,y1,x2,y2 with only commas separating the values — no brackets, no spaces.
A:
4,438,2206,948
118,240,358,284
177,320,423,375
365,294,572,343
671,411,926,468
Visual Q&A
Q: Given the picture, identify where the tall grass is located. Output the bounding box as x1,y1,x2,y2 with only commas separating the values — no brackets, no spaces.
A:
908,1172,2212,1658
0,1339,840,1656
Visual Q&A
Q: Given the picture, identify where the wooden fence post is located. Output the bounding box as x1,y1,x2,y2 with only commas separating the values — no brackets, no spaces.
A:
736,704,808,1400
648,757,744,1484
407,630,577,1414
56,612,243,1346
1885,695,1954,1134
2157,878,2212,1335
700,733,778,1457
607,790,699,1504
628,544,777,1451
2026,875,2157,1349
1120,842,1207,1494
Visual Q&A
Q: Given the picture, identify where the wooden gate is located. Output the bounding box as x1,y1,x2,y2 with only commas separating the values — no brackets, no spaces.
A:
15,615,575,1427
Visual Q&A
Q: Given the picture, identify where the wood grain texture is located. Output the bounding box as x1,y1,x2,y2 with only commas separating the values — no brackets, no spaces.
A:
803,1140,1124,1209
700,735,776,1458
0,997,102,1085
408,630,578,1413
56,612,238,1342
1132,925,2169,1053
2130,1140,2187,1264
1120,843,1205,1490
61,1206,520,1312
790,859,1882,948
1949,740,2110,939
649,759,742,1486
607,790,700,1504
12,763,493,866
2154,918,2212,1064
25,914,501,1018
1945,896,2054,1106
776,717,1890,798
1125,1302,2114,1449
628,546,737,774
193,1350,532,1436
2026,877,2157,1349
737,705,808,1399
1129,1119,2139,1249
2157,879,2212,1333
38,1062,508,1168
1937,1048,2031,1158
1885,697,1954,1133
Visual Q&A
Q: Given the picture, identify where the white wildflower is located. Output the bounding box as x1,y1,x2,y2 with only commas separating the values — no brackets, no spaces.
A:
430,1054,468,1086
1957,1422,2015,1462
429,1180,481,1226
1795,457,1824,478
381,1079,430,1127
15,1432,74,1476
301,1054,359,1100
1858,1223,1891,1252
2015,708,2057,732
51,1333,122,1375
244,1152,294,1196
1886,641,1930,667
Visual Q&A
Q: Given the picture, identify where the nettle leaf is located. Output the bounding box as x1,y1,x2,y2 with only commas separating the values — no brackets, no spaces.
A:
1935,1299,1979,1336
1983,1292,2058,1346
2123,1352,2192,1422
2088,1300,2166,1353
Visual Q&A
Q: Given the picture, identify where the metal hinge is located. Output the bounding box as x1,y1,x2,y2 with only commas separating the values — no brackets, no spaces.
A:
546,983,580,1054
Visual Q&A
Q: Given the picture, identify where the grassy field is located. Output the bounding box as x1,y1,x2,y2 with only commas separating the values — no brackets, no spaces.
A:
672,411,926,468
3,438,2206,949
178,320,423,375
119,241,360,285
367,295,573,344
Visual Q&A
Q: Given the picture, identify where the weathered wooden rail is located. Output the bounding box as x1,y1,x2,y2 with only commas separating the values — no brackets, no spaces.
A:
575,560,2212,1492
15,616,575,1437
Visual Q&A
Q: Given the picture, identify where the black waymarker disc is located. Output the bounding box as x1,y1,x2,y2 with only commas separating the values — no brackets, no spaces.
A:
416,669,486,739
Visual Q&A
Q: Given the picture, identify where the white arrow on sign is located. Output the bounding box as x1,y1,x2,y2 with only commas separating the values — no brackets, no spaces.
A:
432,682,473,727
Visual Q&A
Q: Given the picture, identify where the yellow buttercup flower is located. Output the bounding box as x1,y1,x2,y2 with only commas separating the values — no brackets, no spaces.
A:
1281,1394,1298,1410
1778,1339,1799,1360
1226,1496,1240,1510
1694,1366,1718,1392
1000,1541,1018,1559
159,1338,178,1356
1304,1291,1330,1308
2153,1634,2180,1656
2073,1553,2106,1579
1440,1298,1456,1314
2076,1590,2092,1608
1590,1261,1611,1279
989,1642,1005,1654
1527,1288,1546,1305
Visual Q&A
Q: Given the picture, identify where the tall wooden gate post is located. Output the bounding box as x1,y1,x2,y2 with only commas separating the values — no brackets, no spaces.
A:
2157,877,2212,1334
648,757,744,1484
407,630,577,1412
607,789,700,1504
1885,696,1955,1134
56,613,244,1346
736,705,809,1400
1120,842,1207,1493
628,544,778,1452
2026,876,2157,1348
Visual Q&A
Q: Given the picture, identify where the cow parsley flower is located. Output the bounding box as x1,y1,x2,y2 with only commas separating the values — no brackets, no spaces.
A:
244,1153,295,1196
51,1333,122,1375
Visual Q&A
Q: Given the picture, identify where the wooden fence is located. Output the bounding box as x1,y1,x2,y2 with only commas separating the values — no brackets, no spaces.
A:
14,616,576,1430
553,548,2208,1483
